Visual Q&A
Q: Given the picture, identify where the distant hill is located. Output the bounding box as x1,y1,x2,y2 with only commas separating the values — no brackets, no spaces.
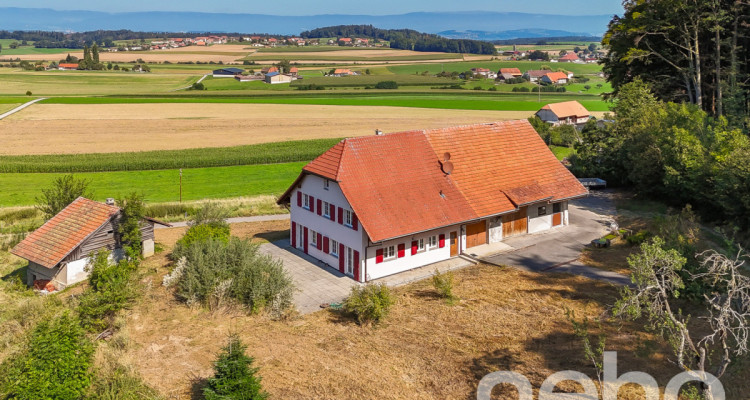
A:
0,8,612,36
438,29,597,41
492,36,603,45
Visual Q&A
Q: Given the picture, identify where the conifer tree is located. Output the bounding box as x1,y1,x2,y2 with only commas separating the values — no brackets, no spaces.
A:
204,335,267,400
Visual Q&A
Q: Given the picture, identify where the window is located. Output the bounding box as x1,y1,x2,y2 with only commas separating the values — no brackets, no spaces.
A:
384,245,395,260
417,238,425,252
553,203,561,213
344,209,353,226
303,194,310,209
428,235,438,249
330,239,339,257
538,206,547,216
310,229,317,246
323,201,330,218
324,179,330,190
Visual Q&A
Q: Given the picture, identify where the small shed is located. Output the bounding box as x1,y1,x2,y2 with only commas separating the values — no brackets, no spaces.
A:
11,197,168,291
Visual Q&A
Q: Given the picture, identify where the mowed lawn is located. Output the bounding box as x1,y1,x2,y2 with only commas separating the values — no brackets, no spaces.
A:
0,162,304,207
0,71,196,95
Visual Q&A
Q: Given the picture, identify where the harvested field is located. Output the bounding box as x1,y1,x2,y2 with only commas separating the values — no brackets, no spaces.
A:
127,250,705,399
10,44,254,63
1,103,539,155
0,103,21,114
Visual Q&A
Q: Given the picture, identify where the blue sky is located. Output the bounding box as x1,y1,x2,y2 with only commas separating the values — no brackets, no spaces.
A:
6,0,623,15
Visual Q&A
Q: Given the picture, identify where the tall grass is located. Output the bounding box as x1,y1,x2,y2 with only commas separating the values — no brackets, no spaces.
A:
0,139,341,173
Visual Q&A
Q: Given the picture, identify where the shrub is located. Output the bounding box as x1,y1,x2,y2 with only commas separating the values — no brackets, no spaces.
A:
25,90,32,96
77,250,137,332
432,270,457,303
343,283,396,325
117,193,145,261
488,86,497,91
191,82,205,90
627,230,651,246
1,312,94,399
374,80,398,89
35,174,92,220
175,224,231,252
204,334,267,400
175,238,294,315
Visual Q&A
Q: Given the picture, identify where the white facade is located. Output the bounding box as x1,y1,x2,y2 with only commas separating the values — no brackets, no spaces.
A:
536,109,590,126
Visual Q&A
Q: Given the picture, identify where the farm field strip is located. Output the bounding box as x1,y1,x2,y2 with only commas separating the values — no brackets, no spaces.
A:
0,72,195,95
0,162,306,207
0,138,342,173
1,103,538,154
245,53,463,62
0,103,21,114
388,60,603,75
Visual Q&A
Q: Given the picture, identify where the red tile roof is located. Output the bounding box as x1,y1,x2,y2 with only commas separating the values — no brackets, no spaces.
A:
11,197,119,268
499,68,522,75
543,71,568,82
280,121,587,242
540,101,590,118
559,52,580,61
58,63,79,68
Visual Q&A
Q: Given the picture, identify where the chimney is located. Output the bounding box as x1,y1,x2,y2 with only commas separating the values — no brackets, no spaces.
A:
375,129,383,136
106,198,115,206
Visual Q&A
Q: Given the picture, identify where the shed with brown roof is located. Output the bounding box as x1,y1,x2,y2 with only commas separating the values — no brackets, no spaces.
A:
277,121,587,282
11,197,166,290
535,101,591,126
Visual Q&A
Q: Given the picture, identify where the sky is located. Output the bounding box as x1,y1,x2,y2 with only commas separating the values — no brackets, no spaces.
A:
5,0,624,15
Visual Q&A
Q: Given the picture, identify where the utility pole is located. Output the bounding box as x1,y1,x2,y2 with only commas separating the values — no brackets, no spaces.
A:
179,168,183,203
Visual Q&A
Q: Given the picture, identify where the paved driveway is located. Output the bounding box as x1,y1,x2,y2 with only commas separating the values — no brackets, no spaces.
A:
482,190,631,286
260,239,356,314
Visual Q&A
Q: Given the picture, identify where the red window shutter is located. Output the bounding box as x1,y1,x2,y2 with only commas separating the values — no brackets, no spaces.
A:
439,234,445,248
339,243,345,273
317,233,322,250
309,196,315,213
397,243,405,258
330,205,336,222
303,227,309,254
296,191,302,207
411,240,418,255
353,250,360,281
316,199,322,216
352,213,359,231
376,249,383,264
323,236,329,253
291,222,297,248
338,207,344,225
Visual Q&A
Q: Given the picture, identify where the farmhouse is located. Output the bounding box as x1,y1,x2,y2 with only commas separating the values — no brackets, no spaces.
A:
535,101,591,126
265,72,293,84
558,52,581,63
261,66,279,74
332,68,355,77
58,63,79,70
498,68,523,77
277,121,587,282
212,67,244,77
523,70,548,83
541,71,569,84
471,68,496,79
11,197,168,291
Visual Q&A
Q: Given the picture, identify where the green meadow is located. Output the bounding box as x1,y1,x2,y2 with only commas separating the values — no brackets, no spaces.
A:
0,71,196,95
0,162,305,207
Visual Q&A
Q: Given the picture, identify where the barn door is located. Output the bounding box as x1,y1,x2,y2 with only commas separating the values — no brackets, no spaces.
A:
465,221,487,249
502,207,528,238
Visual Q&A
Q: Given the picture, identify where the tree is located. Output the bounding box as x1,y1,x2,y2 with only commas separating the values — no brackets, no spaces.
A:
204,335,268,400
117,192,145,261
615,238,750,400
274,59,291,74
91,42,99,64
35,174,92,220
0,43,2,53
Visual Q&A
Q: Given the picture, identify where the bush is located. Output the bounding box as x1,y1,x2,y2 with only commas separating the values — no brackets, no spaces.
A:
175,238,294,315
343,283,396,325
77,250,137,332
25,90,32,96
488,86,497,91
1,312,94,399
175,224,231,252
191,82,205,90
512,86,530,92
627,230,652,246
432,270,457,303
374,80,398,89
204,334,267,400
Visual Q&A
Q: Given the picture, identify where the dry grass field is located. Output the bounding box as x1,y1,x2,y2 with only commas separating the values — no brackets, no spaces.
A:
0,103,21,114
125,225,687,399
1,103,540,155
9,44,254,63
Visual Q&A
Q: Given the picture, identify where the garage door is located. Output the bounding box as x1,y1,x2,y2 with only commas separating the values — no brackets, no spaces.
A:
466,221,487,248
502,207,528,238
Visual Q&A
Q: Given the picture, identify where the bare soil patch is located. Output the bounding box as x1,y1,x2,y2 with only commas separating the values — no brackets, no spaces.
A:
154,220,288,249
1,104,535,155
128,255,684,399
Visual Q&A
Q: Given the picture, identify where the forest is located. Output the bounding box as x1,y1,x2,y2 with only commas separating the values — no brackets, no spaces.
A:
300,25,497,55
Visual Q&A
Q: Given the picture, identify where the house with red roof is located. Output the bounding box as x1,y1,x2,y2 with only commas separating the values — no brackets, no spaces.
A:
535,101,591,126
541,71,569,85
558,52,581,63
277,121,587,282
499,68,523,77
58,63,79,70
11,197,169,291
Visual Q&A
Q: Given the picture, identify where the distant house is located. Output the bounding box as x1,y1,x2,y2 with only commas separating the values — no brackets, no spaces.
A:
471,68,497,79
541,71,569,85
535,101,591,126
499,68,522,78
496,72,517,82
524,70,548,83
288,67,299,77
11,197,169,291
261,66,279,74
212,67,244,77
338,37,353,46
558,52,581,63
265,72,293,84
235,74,256,82
332,68,355,77
58,63,79,70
